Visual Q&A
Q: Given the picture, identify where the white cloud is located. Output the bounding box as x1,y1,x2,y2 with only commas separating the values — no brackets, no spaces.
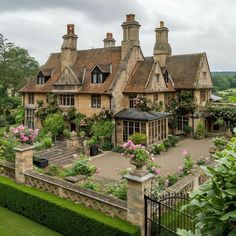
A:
0,0,235,70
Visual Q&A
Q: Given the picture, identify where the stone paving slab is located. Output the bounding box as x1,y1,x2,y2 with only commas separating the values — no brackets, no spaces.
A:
90,138,213,181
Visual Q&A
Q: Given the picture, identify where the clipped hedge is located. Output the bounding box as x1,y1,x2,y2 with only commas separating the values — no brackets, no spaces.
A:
0,176,140,236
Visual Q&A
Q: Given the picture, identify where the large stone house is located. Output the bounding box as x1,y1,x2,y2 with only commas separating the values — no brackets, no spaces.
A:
19,14,213,145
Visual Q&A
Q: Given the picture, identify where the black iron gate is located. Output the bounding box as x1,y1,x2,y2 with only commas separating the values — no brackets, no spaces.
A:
144,192,194,236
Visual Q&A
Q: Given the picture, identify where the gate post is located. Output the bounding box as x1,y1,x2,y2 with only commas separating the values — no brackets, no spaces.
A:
125,172,154,236
14,144,34,184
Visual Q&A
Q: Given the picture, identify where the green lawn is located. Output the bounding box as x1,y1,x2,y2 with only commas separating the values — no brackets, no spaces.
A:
0,206,62,236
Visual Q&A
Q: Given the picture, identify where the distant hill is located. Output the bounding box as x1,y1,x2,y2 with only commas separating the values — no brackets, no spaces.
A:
211,71,236,77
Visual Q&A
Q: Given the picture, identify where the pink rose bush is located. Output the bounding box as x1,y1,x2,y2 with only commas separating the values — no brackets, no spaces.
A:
123,140,160,175
10,125,39,144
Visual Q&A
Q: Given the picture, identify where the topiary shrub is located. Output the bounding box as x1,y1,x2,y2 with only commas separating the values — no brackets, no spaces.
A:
129,132,147,145
43,137,52,148
194,122,206,139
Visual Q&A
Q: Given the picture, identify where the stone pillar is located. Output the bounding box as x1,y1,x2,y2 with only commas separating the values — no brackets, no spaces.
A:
125,172,154,236
83,140,90,156
67,131,80,149
14,144,34,184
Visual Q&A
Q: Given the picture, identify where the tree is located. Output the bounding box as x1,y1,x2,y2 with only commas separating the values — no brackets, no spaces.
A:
178,131,236,236
0,34,39,96
43,113,64,140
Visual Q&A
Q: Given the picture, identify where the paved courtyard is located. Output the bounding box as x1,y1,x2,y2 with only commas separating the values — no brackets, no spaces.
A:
90,138,213,180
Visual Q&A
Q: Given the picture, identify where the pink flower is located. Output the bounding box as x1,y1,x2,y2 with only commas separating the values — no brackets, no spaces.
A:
96,168,101,174
155,169,160,175
151,157,155,161
178,166,183,172
182,149,188,156
151,166,156,171
130,154,135,159
22,136,29,142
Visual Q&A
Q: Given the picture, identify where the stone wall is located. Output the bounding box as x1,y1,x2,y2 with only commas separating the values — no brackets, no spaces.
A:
24,170,127,220
0,161,15,180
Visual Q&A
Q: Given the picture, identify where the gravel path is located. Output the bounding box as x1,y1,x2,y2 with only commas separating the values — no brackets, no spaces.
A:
90,138,213,181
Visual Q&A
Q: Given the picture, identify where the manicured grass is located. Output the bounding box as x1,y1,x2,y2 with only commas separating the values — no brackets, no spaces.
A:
0,206,62,236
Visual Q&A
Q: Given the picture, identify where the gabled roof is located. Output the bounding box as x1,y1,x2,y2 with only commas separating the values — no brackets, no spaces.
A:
19,47,121,94
114,108,171,121
54,67,81,85
123,57,175,94
166,53,204,89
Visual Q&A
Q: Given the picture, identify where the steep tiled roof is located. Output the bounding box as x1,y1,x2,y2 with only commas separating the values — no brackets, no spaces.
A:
19,47,121,94
123,57,175,93
166,53,204,89
124,58,153,93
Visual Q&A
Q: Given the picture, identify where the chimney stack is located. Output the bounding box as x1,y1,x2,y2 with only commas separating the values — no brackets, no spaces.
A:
153,21,171,67
103,32,116,48
121,14,141,59
61,24,78,71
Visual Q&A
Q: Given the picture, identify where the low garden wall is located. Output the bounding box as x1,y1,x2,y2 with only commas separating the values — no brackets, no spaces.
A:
0,161,15,180
165,165,211,194
0,161,127,220
25,170,127,220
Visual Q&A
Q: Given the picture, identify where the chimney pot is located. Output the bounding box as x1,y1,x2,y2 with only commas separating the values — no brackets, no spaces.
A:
67,24,75,35
106,32,113,39
160,21,164,28
126,14,135,21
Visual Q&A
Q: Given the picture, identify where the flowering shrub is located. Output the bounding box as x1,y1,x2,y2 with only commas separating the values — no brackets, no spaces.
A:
123,140,150,165
10,125,39,144
182,149,194,174
212,137,228,150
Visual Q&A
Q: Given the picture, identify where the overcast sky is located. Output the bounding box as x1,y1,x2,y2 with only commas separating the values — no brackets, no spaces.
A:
0,0,235,71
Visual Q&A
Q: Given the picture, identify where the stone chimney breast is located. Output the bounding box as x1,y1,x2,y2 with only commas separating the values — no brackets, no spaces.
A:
104,32,116,48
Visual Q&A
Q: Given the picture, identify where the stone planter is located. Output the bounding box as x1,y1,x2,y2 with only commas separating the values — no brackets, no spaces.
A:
129,159,147,177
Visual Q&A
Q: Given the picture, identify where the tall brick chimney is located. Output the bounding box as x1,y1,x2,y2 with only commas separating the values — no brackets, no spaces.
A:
103,32,116,48
121,14,141,59
61,24,78,71
153,21,171,67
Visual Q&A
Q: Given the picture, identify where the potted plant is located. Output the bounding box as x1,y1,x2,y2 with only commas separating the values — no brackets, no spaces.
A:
183,124,192,137
123,140,152,176
33,155,49,168
10,125,39,146
87,138,98,156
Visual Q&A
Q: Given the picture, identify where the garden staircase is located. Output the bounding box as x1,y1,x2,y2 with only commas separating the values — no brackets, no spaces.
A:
35,140,80,167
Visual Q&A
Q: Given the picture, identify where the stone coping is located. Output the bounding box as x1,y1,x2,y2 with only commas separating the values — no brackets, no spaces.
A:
14,145,34,152
25,170,127,210
125,173,154,183
0,161,15,169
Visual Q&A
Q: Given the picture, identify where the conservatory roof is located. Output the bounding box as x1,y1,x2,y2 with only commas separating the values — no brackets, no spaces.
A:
114,108,171,121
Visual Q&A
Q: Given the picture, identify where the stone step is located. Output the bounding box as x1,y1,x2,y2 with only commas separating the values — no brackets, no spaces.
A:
49,153,75,164
37,149,77,161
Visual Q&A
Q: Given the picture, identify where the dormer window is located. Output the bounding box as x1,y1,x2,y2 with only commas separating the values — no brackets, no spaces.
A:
92,72,103,84
91,65,110,84
37,76,45,84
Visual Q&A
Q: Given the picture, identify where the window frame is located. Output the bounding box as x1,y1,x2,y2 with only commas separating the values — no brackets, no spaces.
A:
28,93,35,105
91,94,101,108
58,94,75,106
